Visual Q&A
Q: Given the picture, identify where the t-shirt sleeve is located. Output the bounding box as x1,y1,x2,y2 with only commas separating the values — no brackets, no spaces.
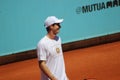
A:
58,36,61,43
37,42,47,61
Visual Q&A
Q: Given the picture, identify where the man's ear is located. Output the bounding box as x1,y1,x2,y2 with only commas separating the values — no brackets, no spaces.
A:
50,25,54,29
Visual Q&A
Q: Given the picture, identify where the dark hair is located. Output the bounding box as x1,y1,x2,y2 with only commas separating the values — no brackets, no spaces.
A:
46,23,61,32
53,23,61,28
46,26,51,32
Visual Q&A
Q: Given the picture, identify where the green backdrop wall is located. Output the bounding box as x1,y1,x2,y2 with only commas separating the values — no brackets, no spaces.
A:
0,0,120,56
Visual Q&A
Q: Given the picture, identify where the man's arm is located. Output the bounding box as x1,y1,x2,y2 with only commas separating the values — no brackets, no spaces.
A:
39,60,57,80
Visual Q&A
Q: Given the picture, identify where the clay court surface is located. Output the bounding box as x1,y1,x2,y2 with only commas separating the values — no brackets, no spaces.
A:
0,41,120,80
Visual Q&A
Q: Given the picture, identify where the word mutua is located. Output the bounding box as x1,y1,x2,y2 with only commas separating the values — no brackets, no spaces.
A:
76,0,120,14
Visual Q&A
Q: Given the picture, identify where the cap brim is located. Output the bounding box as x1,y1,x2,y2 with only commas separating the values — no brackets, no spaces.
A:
55,19,64,23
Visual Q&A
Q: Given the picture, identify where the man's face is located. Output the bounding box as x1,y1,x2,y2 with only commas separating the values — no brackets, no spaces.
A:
50,23,61,35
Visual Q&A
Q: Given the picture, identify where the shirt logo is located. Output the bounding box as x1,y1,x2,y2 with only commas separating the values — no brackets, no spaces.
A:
56,48,60,54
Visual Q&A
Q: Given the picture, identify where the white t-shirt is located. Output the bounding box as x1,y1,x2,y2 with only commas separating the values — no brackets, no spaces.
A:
37,36,67,80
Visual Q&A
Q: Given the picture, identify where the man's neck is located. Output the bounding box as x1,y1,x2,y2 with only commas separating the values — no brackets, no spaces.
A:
47,32,56,40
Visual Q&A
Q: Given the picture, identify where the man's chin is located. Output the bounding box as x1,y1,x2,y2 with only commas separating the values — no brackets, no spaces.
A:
55,32,59,35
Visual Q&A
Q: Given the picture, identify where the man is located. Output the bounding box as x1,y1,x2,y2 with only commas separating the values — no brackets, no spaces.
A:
37,16,69,80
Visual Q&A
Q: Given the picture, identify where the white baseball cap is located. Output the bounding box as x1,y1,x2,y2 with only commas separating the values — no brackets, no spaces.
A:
44,16,64,28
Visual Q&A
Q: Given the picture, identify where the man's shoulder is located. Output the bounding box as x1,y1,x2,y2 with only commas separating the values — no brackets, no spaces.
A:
41,36,47,42
37,36,47,46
